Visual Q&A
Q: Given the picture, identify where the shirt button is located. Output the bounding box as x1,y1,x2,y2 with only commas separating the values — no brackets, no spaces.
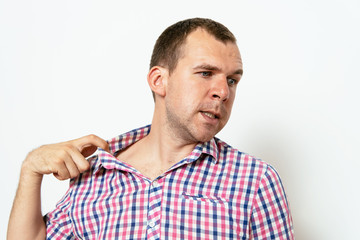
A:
148,220,156,228
152,180,159,188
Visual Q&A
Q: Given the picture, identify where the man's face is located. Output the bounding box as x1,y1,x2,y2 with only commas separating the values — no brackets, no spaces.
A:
164,28,243,143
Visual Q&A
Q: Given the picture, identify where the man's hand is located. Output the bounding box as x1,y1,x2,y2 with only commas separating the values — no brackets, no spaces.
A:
23,134,109,181
7,134,109,240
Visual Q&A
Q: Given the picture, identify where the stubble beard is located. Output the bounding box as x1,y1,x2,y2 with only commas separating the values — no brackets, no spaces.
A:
165,104,218,144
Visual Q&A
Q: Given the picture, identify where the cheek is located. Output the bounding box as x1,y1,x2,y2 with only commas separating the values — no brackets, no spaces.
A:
223,97,236,117
228,90,237,105
177,81,202,102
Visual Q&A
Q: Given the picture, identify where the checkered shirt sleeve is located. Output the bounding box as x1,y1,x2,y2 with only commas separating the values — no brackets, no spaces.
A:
45,183,76,239
250,165,294,239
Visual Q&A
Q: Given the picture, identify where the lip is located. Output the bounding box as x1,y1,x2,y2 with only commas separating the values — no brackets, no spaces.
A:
201,110,221,118
200,111,220,124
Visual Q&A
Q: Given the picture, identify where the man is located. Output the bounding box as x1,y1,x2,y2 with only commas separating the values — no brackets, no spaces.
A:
8,18,294,239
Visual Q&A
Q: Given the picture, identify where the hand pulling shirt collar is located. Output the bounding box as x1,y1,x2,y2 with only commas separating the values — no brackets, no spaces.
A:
94,125,220,176
46,125,294,240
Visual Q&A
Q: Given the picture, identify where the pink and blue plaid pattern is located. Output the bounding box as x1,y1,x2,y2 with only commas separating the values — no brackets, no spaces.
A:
46,125,294,239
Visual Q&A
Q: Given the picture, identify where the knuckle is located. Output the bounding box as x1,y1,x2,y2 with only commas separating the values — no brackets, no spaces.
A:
52,157,63,165
54,174,68,181
62,143,75,152
58,146,73,158
87,134,97,140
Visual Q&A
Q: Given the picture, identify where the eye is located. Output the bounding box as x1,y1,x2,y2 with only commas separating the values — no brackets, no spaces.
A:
200,71,212,77
227,78,237,86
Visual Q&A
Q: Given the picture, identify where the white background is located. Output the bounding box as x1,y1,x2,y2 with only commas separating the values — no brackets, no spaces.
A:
1,0,359,239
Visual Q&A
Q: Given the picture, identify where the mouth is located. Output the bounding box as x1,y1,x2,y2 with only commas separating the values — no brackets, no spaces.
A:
200,111,220,119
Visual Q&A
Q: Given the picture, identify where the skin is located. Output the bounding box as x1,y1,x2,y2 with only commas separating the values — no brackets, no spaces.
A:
163,29,243,144
7,135,109,240
118,29,243,180
7,28,243,239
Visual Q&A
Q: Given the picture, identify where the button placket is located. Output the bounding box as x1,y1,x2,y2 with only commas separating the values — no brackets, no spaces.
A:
152,180,159,188
148,220,156,228
146,179,163,240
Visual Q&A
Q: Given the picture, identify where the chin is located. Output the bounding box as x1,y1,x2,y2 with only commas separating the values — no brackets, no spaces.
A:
194,131,218,143
196,137,212,143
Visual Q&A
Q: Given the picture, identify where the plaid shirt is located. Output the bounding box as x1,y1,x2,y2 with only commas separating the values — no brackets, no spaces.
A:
46,125,294,239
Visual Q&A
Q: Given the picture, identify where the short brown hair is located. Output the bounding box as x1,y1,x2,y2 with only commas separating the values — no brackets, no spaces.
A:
150,18,237,74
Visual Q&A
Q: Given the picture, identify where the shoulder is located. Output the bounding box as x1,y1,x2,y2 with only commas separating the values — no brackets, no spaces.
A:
215,137,269,174
223,141,296,237
214,137,285,189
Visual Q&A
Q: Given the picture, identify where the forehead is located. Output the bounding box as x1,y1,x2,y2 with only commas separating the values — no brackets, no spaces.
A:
180,29,243,70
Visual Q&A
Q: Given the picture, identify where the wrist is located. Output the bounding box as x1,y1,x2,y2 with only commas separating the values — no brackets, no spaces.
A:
20,160,43,186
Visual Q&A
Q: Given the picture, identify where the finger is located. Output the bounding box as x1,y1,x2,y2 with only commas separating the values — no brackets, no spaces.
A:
52,161,71,181
63,156,81,178
48,147,78,180
72,134,109,157
66,145,90,173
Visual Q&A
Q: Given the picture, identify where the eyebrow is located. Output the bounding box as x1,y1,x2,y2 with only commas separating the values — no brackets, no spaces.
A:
193,64,243,76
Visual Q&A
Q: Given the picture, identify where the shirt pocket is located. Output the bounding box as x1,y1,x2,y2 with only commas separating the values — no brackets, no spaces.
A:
175,192,242,239
181,192,229,205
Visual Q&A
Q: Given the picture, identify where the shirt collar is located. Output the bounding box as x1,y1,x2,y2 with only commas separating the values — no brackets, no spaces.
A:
93,125,220,174
186,137,219,164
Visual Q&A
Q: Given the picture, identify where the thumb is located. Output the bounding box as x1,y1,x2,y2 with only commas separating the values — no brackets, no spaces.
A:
72,134,110,157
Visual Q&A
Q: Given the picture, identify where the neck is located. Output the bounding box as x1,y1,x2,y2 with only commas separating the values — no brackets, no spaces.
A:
142,100,199,166
145,119,198,166
116,105,199,180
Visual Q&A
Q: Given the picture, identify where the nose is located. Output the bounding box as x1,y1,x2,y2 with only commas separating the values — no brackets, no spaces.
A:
211,77,230,102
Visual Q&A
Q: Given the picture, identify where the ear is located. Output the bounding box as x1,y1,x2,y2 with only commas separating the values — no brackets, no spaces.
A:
147,66,167,98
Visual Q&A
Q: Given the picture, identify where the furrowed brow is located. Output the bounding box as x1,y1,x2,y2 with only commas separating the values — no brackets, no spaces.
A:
193,64,243,76
193,64,221,72
233,69,243,76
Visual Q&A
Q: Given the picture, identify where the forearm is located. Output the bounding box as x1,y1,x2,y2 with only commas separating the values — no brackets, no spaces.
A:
7,162,46,240
7,135,108,239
